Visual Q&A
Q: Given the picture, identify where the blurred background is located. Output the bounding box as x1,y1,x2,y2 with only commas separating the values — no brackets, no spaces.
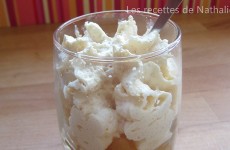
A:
0,0,230,149
0,0,229,27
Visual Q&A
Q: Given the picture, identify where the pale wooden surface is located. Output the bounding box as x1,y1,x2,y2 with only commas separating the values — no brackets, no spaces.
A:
0,14,230,150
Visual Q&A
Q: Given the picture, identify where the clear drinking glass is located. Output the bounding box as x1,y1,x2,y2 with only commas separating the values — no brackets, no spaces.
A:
53,10,182,150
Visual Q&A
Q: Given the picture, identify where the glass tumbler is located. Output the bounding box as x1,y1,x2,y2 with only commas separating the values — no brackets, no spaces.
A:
53,10,182,150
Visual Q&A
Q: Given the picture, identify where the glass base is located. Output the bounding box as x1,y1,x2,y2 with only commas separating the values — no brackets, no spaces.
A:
62,136,175,150
60,118,177,150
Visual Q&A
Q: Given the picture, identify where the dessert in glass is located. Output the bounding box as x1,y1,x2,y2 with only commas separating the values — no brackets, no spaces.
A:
53,10,182,150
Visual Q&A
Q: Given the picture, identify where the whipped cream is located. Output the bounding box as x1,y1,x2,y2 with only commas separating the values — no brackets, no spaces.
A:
57,16,180,150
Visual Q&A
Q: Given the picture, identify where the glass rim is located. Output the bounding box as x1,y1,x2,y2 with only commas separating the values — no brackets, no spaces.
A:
53,10,181,62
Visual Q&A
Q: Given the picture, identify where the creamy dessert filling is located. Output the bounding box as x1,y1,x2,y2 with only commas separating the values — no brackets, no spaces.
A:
57,16,179,150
